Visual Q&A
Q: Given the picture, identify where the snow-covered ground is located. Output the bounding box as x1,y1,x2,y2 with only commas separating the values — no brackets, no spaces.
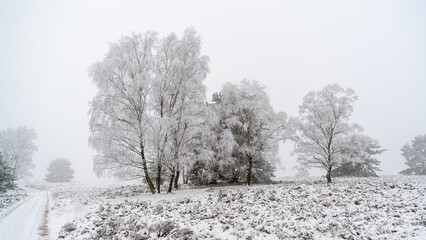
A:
44,176,426,240
0,188,28,215
0,188,47,240
0,176,424,239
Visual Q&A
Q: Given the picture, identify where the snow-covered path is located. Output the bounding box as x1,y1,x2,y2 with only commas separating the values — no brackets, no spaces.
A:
0,190,47,240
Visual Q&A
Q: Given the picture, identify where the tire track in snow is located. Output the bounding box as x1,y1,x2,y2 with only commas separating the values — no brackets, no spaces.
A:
38,193,50,239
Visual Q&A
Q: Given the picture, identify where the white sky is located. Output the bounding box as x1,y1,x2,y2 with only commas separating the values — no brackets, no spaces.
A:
1,0,425,181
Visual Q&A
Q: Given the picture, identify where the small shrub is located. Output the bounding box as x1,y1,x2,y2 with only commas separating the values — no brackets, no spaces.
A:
58,222,76,238
62,222,77,232
170,227,196,240
150,220,177,237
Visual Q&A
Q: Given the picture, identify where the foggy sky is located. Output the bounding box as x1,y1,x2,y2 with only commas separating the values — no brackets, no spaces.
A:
1,0,425,181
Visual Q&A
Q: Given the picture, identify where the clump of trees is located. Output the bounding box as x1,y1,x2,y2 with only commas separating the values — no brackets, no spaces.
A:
188,80,288,186
400,134,426,175
88,29,289,193
0,151,16,192
0,127,37,181
89,29,389,190
292,84,385,183
89,28,210,194
45,158,75,182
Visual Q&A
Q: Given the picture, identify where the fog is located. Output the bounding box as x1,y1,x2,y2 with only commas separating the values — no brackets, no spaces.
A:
1,0,425,181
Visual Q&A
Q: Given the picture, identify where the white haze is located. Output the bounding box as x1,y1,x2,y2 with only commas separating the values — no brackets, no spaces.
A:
0,0,425,181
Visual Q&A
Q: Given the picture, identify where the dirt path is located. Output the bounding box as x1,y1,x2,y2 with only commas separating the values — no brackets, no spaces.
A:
0,190,48,240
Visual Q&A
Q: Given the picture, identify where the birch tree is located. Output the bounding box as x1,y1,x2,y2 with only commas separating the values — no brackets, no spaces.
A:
151,29,209,193
0,127,37,179
89,32,158,193
293,84,361,183
149,33,180,193
89,28,209,193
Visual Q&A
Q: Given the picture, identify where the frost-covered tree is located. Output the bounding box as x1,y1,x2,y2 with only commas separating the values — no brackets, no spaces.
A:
186,83,289,186
332,134,385,177
89,32,158,193
89,28,209,194
45,158,75,182
400,134,426,175
218,80,289,185
0,151,16,192
150,32,183,192
153,29,209,193
293,84,363,183
187,103,235,185
0,127,37,179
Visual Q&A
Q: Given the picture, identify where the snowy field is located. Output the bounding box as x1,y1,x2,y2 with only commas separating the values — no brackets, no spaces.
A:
0,176,425,239
43,176,426,240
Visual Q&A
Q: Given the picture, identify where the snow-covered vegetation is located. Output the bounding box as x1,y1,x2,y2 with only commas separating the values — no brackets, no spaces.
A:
0,188,28,214
47,176,426,240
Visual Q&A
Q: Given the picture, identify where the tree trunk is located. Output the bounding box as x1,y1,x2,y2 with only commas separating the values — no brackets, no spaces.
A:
182,168,186,184
326,168,332,183
246,156,253,186
141,148,155,194
184,170,189,184
156,162,162,193
422,162,426,175
167,170,175,193
174,170,180,189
